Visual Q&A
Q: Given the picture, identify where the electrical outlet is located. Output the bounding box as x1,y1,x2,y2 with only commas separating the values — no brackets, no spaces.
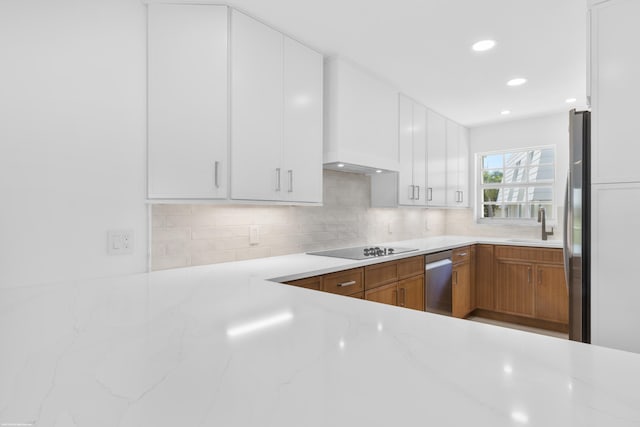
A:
387,222,393,234
249,225,259,245
108,230,134,255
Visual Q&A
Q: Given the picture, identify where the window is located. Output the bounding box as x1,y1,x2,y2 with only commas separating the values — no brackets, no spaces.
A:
478,147,555,221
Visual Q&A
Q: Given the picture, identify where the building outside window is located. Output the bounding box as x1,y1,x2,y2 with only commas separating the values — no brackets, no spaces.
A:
478,147,555,222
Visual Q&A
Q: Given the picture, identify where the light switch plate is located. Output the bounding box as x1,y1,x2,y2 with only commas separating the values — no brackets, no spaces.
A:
108,229,134,255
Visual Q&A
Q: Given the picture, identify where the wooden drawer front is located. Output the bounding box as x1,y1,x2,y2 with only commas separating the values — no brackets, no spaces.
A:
286,276,322,291
452,246,471,264
397,256,425,279
495,246,563,264
323,268,364,296
365,262,398,289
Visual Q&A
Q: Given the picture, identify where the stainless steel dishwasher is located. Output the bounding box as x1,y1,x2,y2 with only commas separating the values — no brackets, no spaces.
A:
425,250,453,316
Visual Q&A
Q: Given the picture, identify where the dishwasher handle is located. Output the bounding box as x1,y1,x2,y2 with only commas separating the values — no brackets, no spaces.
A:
425,259,452,271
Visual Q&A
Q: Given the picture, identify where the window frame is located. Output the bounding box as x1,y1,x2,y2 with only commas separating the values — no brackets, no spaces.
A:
475,145,557,225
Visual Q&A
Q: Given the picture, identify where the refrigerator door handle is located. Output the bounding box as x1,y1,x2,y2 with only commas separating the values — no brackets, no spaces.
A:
563,173,571,291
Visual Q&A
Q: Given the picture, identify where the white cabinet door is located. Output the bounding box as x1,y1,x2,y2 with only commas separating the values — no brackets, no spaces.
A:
231,11,284,201
413,102,427,206
591,183,640,353
398,95,414,205
282,37,323,203
426,109,447,207
591,0,640,184
457,125,470,207
446,119,460,207
148,4,228,199
445,119,469,207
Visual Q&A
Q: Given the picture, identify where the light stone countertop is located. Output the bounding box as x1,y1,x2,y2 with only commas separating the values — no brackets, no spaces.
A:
2,236,639,427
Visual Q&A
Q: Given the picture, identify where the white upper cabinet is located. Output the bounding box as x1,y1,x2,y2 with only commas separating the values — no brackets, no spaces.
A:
147,4,228,199
231,11,284,201
324,58,399,172
426,109,447,207
398,95,415,205
413,102,428,205
590,0,640,184
231,11,323,203
396,95,427,206
446,119,470,207
282,37,323,203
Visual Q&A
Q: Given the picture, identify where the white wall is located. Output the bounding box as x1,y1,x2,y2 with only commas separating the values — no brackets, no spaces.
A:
446,112,569,238
0,0,148,287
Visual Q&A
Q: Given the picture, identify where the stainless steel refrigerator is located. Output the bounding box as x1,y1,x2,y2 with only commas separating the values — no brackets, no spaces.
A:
565,109,590,343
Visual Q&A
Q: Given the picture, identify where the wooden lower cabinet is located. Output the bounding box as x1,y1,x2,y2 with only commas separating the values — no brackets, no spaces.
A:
475,245,494,310
364,275,424,311
398,275,424,311
452,261,471,317
286,275,322,291
495,260,535,317
493,246,568,325
285,255,425,312
364,256,425,311
534,264,568,323
365,282,397,306
452,246,473,318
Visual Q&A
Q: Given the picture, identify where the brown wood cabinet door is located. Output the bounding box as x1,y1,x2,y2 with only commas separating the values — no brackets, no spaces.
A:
286,276,321,291
535,264,569,323
495,260,535,317
365,282,397,307
398,275,424,311
475,245,495,310
452,262,471,318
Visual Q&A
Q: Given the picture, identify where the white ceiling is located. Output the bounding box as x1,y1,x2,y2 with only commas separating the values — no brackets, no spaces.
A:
221,0,587,127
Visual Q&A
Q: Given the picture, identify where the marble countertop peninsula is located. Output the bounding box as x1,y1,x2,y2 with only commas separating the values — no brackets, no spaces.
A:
1,236,639,427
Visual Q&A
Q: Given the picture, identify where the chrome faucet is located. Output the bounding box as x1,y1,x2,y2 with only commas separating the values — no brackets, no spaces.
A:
537,206,554,241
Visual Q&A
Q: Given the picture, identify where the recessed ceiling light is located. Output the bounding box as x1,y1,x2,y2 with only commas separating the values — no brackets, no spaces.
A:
472,39,496,52
337,163,345,168
501,110,511,115
565,98,577,103
507,78,527,87
375,169,382,173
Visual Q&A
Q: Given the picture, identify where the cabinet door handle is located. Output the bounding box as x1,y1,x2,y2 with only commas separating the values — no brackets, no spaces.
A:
416,186,420,200
528,267,531,284
393,290,398,306
400,287,406,307
538,269,542,285
214,161,220,189
275,168,281,192
336,280,356,288
459,191,463,203
453,270,458,285
427,187,433,201
287,170,293,193
409,185,415,200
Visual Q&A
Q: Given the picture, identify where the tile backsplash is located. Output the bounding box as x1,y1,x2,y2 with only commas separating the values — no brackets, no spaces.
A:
151,170,446,271
151,170,562,271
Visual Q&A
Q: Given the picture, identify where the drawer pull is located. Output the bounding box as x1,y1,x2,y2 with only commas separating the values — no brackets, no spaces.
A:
337,280,356,288
457,252,468,257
